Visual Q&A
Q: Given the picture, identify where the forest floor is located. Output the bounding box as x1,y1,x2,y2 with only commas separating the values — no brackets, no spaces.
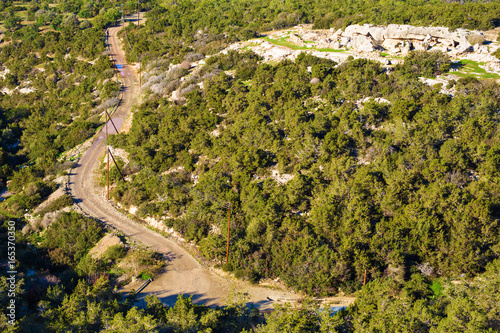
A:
67,14,355,310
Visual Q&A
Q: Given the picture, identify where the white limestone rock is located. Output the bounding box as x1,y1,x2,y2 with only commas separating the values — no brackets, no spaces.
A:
381,39,402,53
401,40,412,55
380,58,391,65
414,42,429,51
384,24,465,42
339,36,351,47
342,24,386,41
452,39,473,55
474,44,489,54
350,35,376,53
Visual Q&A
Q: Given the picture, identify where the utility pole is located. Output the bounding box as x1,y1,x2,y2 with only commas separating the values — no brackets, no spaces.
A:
226,202,231,263
363,269,367,286
106,112,110,200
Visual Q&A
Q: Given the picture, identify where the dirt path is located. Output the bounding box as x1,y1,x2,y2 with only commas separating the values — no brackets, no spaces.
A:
68,17,354,310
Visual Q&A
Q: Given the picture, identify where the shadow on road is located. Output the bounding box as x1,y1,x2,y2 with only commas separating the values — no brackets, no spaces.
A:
156,292,216,307
131,290,216,308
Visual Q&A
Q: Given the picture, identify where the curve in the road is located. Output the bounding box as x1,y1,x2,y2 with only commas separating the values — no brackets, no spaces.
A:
68,19,354,310
67,20,302,310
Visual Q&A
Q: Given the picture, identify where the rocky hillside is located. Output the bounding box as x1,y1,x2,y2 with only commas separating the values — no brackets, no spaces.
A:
232,23,500,71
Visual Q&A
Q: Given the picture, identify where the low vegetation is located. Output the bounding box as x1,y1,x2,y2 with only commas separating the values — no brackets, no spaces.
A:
107,49,500,299
452,59,500,80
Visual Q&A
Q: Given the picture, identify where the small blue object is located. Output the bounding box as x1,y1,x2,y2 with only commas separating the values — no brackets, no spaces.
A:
116,64,123,69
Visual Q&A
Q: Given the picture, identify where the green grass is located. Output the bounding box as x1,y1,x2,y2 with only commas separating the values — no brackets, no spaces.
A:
241,41,262,51
430,280,444,299
317,48,346,53
451,59,500,79
27,231,46,245
16,11,28,20
140,271,153,280
261,36,346,53
260,36,309,50
380,52,390,57
109,267,126,277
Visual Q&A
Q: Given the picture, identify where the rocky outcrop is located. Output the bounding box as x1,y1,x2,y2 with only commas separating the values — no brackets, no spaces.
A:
452,40,473,56
349,35,377,53
383,24,470,43
380,39,412,54
474,44,490,54
343,24,385,41
226,23,499,76
339,23,481,54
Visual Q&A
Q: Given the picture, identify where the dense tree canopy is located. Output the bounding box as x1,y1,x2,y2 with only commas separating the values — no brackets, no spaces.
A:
107,49,500,296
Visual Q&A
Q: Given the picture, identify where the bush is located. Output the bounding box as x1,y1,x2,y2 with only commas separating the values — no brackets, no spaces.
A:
395,50,451,78
493,48,500,60
44,212,103,266
433,83,443,90
234,270,245,279
37,193,73,215
6,180,56,214
103,244,127,261
76,255,106,276
79,20,92,29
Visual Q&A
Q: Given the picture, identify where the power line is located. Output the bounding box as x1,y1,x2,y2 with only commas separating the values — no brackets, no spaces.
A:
226,202,231,263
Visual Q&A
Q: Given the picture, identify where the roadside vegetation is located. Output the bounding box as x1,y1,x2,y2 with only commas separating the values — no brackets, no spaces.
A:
0,0,130,217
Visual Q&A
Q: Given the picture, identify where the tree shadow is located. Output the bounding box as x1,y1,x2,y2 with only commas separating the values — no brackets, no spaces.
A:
246,298,273,310
451,61,465,71
133,290,216,308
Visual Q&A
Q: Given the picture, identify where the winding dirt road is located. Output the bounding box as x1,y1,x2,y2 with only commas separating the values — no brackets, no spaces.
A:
68,19,354,310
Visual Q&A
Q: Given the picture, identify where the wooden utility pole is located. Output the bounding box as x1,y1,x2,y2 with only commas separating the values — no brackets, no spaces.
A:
363,269,367,286
106,112,110,200
226,202,231,263
121,4,127,61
